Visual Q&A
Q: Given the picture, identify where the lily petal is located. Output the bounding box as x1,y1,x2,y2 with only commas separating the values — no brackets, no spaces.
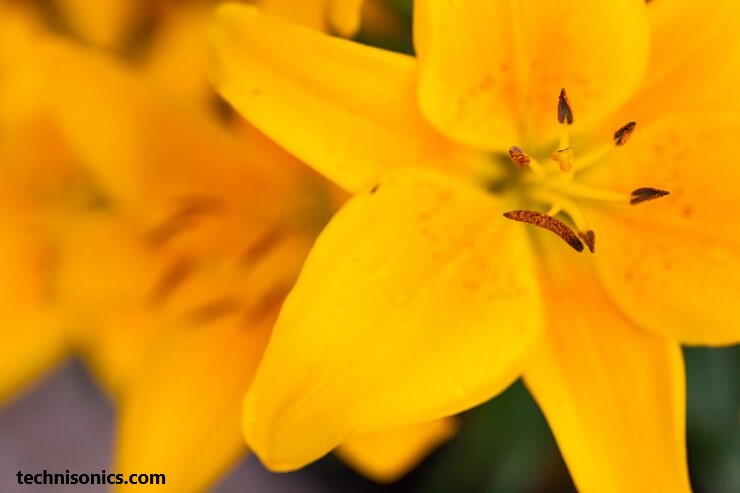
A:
56,215,162,394
142,1,215,115
633,0,740,114
583,113,740,346
209,4,466,192
336,418,458,483
414,0,650,151
0,208,66,401
41,37,316,237
115,314,271,493
524,241,690,493
244,166,542,470
0,113,77,403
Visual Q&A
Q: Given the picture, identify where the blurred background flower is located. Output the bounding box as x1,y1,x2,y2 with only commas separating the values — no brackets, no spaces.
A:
1,1,738,492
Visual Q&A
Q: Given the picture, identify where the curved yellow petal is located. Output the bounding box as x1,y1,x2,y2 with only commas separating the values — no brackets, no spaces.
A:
582,113,740,346
244,166,542,471
259,0,366,37
115,314,271,493
524,241,690,493
336,418,458,483
414,0,650,151
209,4,467,192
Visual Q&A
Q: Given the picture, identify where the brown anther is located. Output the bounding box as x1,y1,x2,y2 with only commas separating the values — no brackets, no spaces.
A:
558,88,574,125
614,121,637,146
508,146,531,168
578,230,596,253
503,210,584,252
630,187,670,205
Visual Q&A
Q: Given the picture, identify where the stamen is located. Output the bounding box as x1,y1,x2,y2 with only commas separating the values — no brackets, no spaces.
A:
630,187,670,205
551,147,575,172
503,210,584,252
614,121,637,146
509,146,546,177
508,146,531,168
558,88,574,125
577,230,596,253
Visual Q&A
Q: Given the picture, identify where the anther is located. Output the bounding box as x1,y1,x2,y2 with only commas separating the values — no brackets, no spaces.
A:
630,187,670,205
614,121,637,146
558,88,574,125
577,230,596,253
503,210,584,252
508,146,531,168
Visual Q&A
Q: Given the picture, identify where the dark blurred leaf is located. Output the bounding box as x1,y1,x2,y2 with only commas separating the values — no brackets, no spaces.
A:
685,346,740,493
416,381,575,493
394,0,414,18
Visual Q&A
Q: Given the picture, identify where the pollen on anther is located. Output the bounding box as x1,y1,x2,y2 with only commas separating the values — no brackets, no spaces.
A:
614,121,637,146
630,187,670,205
508,146,531,168
503,210,584,252
558,88,574,125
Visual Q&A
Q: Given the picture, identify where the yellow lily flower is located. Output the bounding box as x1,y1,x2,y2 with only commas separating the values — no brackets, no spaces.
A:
40,27,454,491
4,0,453,488
209,1,740,491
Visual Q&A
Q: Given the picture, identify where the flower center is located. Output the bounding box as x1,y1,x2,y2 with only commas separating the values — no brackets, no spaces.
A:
498,88,669,253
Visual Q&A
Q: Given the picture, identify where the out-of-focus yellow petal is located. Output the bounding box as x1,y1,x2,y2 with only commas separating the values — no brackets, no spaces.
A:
0,113,79,403
0,6,47,135
51,0,147,49
259,0,365,37
41,37,320,238
0,207,66,401
524,240,690,493
414,0,650,151
244,166,542,471
336,418,458,483
209,4,469,192
56,214,161,394
142,1,215,115
583,114,740,346
115,314,271,493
